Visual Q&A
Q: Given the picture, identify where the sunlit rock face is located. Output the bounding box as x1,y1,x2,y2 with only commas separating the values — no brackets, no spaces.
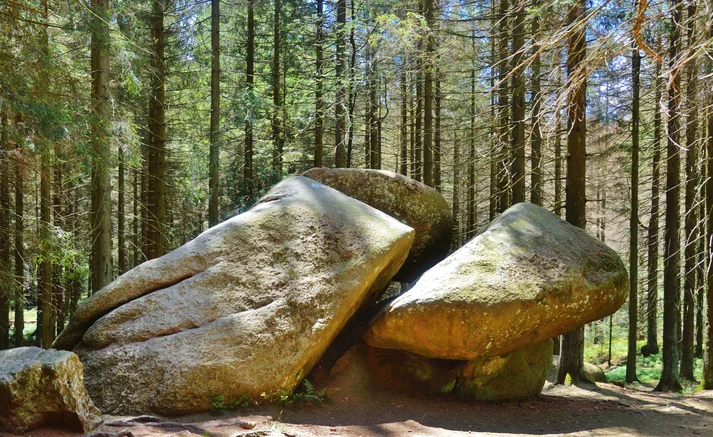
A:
364,202,628,361
55,176,414,415
303,168,453,282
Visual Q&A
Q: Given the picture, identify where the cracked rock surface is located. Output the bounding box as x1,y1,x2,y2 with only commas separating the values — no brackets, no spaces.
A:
54,176,414,416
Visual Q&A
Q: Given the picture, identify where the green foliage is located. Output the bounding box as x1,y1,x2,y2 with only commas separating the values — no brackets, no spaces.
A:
211,394,256,410
605,351,704,394
210,380,328,411
270,379,329,407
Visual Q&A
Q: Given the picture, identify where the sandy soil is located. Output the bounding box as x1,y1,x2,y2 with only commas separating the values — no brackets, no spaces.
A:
8,379,713,437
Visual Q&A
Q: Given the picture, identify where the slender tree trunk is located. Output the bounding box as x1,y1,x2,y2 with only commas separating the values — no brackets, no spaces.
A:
40,0,53,345
680,1,698,381
434,74,441,191
468,27,476,238
0,111,9,349
656,0,684,392
118,147,126,274
147,0,166,260
90,0,112,291
400,66,408,175
453,129,460,249
367,48,378,169
644,46,662,357
489,5,497,221
695,166,705,359
40,142,52,347
132,165,138,267
557,0,587,384
554,111,563,217
272,0,282,175
141,139,148,261
497,0,509,212
415,53,423,181
14,116,24,347
245,0,254,199
530,1,542,206
510,0,525,204
314,0,324,168
422,0,434,186
626,43,641,383
208,0,220,226
704,35,713,386
334,0,347,168
52,148,64,337
346,0,357,168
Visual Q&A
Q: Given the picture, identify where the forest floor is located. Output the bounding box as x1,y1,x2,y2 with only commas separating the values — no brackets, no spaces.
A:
13,363,713,437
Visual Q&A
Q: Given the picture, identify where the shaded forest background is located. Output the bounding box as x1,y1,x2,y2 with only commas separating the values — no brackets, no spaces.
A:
1,0,713,392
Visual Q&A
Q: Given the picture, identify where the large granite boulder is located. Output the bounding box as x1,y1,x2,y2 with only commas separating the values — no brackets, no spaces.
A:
55,177,414,415
364,202,628,360
303,168,452,282
0,347,101,433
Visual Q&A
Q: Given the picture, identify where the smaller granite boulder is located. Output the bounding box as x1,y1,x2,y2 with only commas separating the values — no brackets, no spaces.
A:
303,168,452,282
364,202,628,360
452,339,553,400
0,347,101,433
583,362,607,383
323,339,552,401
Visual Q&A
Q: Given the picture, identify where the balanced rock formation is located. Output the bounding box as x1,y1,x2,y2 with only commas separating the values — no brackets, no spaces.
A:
0,347,101,433
55,177,414,415
303,168,452,282
364,202,628,361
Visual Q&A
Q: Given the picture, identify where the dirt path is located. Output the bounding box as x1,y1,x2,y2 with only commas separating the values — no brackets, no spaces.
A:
12,382,713,437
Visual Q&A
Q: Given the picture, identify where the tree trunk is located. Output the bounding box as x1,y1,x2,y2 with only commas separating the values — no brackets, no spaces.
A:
0,111,9,350
14,115,24,347
655,0,683,392
510,0,525,204
435,74,442,191
334,0,347,168
680,1,698,381
245,0,254,199
400,66,408,175
496,0,509,212
704,33,713,387
147,0,166,260
644,45,662,357
530,1,542,206
346,0,357,168
557,0,587,385
271,0,282,176
118,147,126,274
208,0,220,226
314,0,324,168
40,142,52,348
90,0,112,291
133,166,139,267
52,148,64,337
422,0,434,186
367,47,378,169
489,7,497,221
468,27,476,238
415,53,423,182
626,43,641,383
554,111,563,217
453,131,460,249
